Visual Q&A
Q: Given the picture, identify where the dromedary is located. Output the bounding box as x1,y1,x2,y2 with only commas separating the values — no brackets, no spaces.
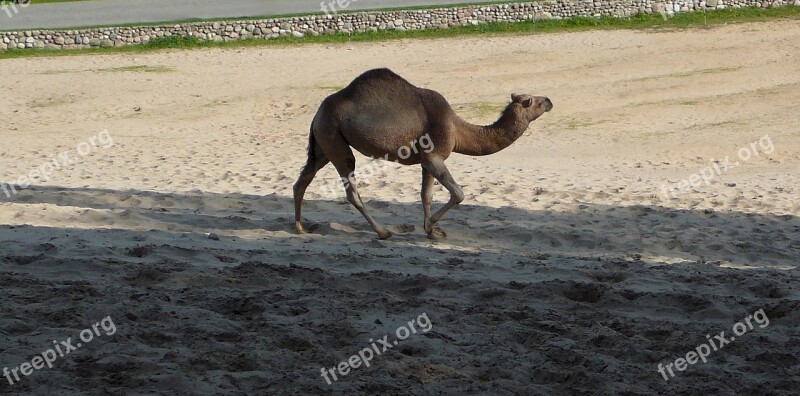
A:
293,68,553,240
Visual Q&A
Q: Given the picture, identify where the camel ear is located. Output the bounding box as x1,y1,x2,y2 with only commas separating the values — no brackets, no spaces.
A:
521,98,534,108
511,93,520,102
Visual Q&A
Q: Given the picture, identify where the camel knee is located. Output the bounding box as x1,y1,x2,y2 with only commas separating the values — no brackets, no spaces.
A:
451,189,465,205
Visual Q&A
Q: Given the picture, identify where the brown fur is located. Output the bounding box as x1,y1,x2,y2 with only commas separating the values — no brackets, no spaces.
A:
294,68,552,239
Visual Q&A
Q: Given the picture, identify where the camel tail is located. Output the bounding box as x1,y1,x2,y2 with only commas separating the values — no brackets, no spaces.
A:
305,125,317,165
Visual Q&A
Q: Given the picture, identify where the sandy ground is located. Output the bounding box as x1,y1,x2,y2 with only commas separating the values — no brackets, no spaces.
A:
0,20,799,395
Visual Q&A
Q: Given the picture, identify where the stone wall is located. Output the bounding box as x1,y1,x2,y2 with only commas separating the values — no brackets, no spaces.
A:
1,0,798,51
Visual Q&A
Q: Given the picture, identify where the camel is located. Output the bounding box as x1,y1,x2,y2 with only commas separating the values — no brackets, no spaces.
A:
293,68,553,240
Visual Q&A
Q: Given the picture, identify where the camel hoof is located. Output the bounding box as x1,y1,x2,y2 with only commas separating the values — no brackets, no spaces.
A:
427,227,447,240
295,222,320,234
377,229,393,240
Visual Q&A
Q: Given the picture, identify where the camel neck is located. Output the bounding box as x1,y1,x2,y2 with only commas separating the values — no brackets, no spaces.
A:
453,106,527,156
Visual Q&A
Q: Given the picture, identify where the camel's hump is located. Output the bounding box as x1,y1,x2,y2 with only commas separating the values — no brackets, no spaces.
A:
349,68,413,87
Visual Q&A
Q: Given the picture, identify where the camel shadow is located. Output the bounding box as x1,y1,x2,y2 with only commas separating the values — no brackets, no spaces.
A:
1,183,798,269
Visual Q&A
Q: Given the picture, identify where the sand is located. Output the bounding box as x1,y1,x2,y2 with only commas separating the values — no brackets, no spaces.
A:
0,20,799,394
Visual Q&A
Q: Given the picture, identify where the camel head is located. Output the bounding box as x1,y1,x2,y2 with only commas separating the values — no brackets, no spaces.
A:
510,94,553,123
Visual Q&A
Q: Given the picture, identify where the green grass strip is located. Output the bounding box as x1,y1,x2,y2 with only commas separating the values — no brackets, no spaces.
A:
0,6,797,60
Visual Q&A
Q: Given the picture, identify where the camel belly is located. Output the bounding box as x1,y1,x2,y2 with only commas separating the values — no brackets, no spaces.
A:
339,104,433,164
342,126,435,165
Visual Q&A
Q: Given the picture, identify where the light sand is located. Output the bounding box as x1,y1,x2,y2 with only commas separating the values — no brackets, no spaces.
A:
0,20,799,394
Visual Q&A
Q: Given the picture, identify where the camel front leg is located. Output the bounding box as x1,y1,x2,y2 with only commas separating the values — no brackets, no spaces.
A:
423,158,464,239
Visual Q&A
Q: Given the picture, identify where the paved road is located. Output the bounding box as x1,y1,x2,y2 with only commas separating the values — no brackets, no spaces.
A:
0,0,500,31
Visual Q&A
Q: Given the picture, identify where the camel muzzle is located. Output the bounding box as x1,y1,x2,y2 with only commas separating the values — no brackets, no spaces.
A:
544,98,553,112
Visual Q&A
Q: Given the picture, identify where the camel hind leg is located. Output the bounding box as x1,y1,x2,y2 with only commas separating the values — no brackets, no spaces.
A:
319,133,392,239
294,133,330,234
